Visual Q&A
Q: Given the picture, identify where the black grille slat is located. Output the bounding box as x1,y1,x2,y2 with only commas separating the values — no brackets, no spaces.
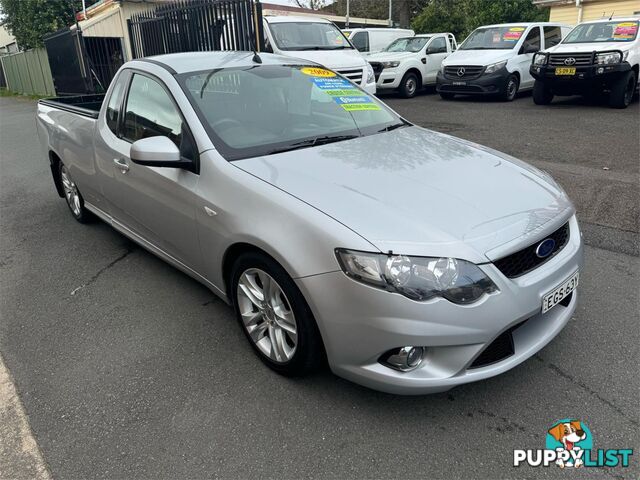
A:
494,223,570,278
444,65,484,79
548,53,593,66
469,327,515,369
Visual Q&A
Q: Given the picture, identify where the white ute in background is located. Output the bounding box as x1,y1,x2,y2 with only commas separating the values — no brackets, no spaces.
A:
262,16,376,94
367,33,457,98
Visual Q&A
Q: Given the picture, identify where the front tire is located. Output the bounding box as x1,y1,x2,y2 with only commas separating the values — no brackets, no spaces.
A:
59,163,92,223
533,79,554,105
609,70,636,109
501,74,519,101
231,252,325,376
399,72,419,98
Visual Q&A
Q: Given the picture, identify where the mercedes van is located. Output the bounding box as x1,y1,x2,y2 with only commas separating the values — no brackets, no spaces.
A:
437,22,571,101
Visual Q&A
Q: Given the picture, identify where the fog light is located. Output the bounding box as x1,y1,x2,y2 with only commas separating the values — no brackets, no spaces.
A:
597,67,604,74
380,346,424,372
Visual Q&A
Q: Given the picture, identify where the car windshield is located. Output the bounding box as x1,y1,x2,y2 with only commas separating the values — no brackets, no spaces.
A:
268,22,352,50
179,65,402,161
563,20,639,43
459,26,527,50
385,37,429,52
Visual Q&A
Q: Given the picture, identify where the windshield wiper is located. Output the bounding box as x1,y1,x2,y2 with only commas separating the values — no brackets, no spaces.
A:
266,135,359,155
377,121,409,133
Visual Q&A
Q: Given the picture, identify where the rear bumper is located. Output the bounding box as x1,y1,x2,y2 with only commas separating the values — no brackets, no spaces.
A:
436,67,510,96
530,62,632,94
296,215,584,395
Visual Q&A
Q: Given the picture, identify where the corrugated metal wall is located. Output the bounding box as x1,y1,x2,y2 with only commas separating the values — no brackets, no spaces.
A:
550,0,640,24
0,48,55,96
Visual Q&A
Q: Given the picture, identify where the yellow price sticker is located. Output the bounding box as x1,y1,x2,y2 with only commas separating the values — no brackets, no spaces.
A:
300,67,336,77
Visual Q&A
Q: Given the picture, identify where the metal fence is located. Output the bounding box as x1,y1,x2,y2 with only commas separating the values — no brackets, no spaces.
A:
0,48,56,96
84,37,125,93
127,0,264,59
43,27,93,95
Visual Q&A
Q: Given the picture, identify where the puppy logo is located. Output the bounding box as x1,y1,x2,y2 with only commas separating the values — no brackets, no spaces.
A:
546,419,592,468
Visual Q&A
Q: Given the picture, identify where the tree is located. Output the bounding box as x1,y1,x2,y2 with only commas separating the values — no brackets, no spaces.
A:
412,0,549,41
0,0,83,50
327,0,429,28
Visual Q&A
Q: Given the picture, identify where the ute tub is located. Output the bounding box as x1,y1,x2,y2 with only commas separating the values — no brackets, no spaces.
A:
38,94,106,119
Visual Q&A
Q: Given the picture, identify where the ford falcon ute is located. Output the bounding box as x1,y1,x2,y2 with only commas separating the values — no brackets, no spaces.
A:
36,52,584,395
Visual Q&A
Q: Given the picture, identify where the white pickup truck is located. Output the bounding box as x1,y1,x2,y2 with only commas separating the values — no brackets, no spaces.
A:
367,33,457,97
531,17,639,108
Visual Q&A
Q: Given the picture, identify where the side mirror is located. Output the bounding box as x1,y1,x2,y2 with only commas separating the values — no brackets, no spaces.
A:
130,136,188,169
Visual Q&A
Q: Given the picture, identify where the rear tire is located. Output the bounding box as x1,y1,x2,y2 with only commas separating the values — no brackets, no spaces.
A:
59,162,93,223
500,74,519,101
439,92,455,100
609,70,636,109
399,72,419,98
230,252,325,376
533,79,554,105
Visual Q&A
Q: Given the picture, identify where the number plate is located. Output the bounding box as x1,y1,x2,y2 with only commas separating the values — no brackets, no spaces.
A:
542,271,579,313
453,81,466,86
555,67,576,76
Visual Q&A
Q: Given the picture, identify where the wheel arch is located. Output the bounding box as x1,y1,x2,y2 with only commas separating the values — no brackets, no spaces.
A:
404,67,423,85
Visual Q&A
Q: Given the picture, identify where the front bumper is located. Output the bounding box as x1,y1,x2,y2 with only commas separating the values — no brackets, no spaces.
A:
375,68,402,90
436,67,510,96
296,215,584,395
530,62,632,94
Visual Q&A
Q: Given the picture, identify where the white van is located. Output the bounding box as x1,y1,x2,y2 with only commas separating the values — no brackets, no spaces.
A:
343,28,415,54
437,22,572,101
263,16,376,94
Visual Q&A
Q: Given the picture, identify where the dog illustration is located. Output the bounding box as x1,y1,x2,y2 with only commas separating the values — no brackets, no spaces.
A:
548,420,587,468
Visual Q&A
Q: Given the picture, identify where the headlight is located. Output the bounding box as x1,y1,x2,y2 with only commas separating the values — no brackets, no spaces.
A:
366,63,375,83
596,52,622,65
335,249,498,304
484,60,507,74
533,53,547,66
381,61,400,68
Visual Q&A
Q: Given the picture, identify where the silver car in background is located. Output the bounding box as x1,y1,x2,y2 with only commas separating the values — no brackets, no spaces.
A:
36,52,583,394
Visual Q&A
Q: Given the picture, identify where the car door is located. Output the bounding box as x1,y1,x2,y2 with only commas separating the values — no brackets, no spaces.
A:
423,36,449,84
517,26,542,88
100,71,203,269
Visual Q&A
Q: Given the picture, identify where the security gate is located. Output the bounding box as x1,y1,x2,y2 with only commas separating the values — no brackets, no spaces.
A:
127,0,265,59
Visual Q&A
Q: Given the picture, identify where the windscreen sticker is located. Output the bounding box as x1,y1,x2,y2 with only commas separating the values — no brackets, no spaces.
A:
613,22,638,40
324,88,364,96
312,77,354,90
341,103,382,111
503,27,525,41
300,67,336,77
333,95,381,111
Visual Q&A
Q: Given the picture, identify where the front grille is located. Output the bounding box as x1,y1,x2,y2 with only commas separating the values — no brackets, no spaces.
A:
336,68,363,86
494,222,570,278
444,65,484,79
369,62,383,82
469,324,519,369
548,53,593,66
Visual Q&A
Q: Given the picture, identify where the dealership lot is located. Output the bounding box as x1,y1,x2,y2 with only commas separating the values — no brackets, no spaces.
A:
1,91,638,479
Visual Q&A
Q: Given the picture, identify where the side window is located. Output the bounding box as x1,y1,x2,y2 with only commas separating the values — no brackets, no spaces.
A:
105,73,126,135
123,74,195,160
521,26,541,53
351,31,369,52
544,26,562,48
428,37,447,53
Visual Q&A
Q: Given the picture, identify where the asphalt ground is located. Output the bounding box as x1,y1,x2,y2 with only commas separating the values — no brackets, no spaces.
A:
1,91,638,479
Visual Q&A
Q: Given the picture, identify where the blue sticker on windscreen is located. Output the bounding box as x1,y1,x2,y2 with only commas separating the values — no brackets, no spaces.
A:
312,77,354,90
333,96,373,105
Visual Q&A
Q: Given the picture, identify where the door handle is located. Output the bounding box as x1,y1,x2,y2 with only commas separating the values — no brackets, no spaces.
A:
113,158,129,173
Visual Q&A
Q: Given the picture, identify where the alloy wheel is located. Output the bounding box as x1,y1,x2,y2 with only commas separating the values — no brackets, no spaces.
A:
60,165,81,217
236,268,298,363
